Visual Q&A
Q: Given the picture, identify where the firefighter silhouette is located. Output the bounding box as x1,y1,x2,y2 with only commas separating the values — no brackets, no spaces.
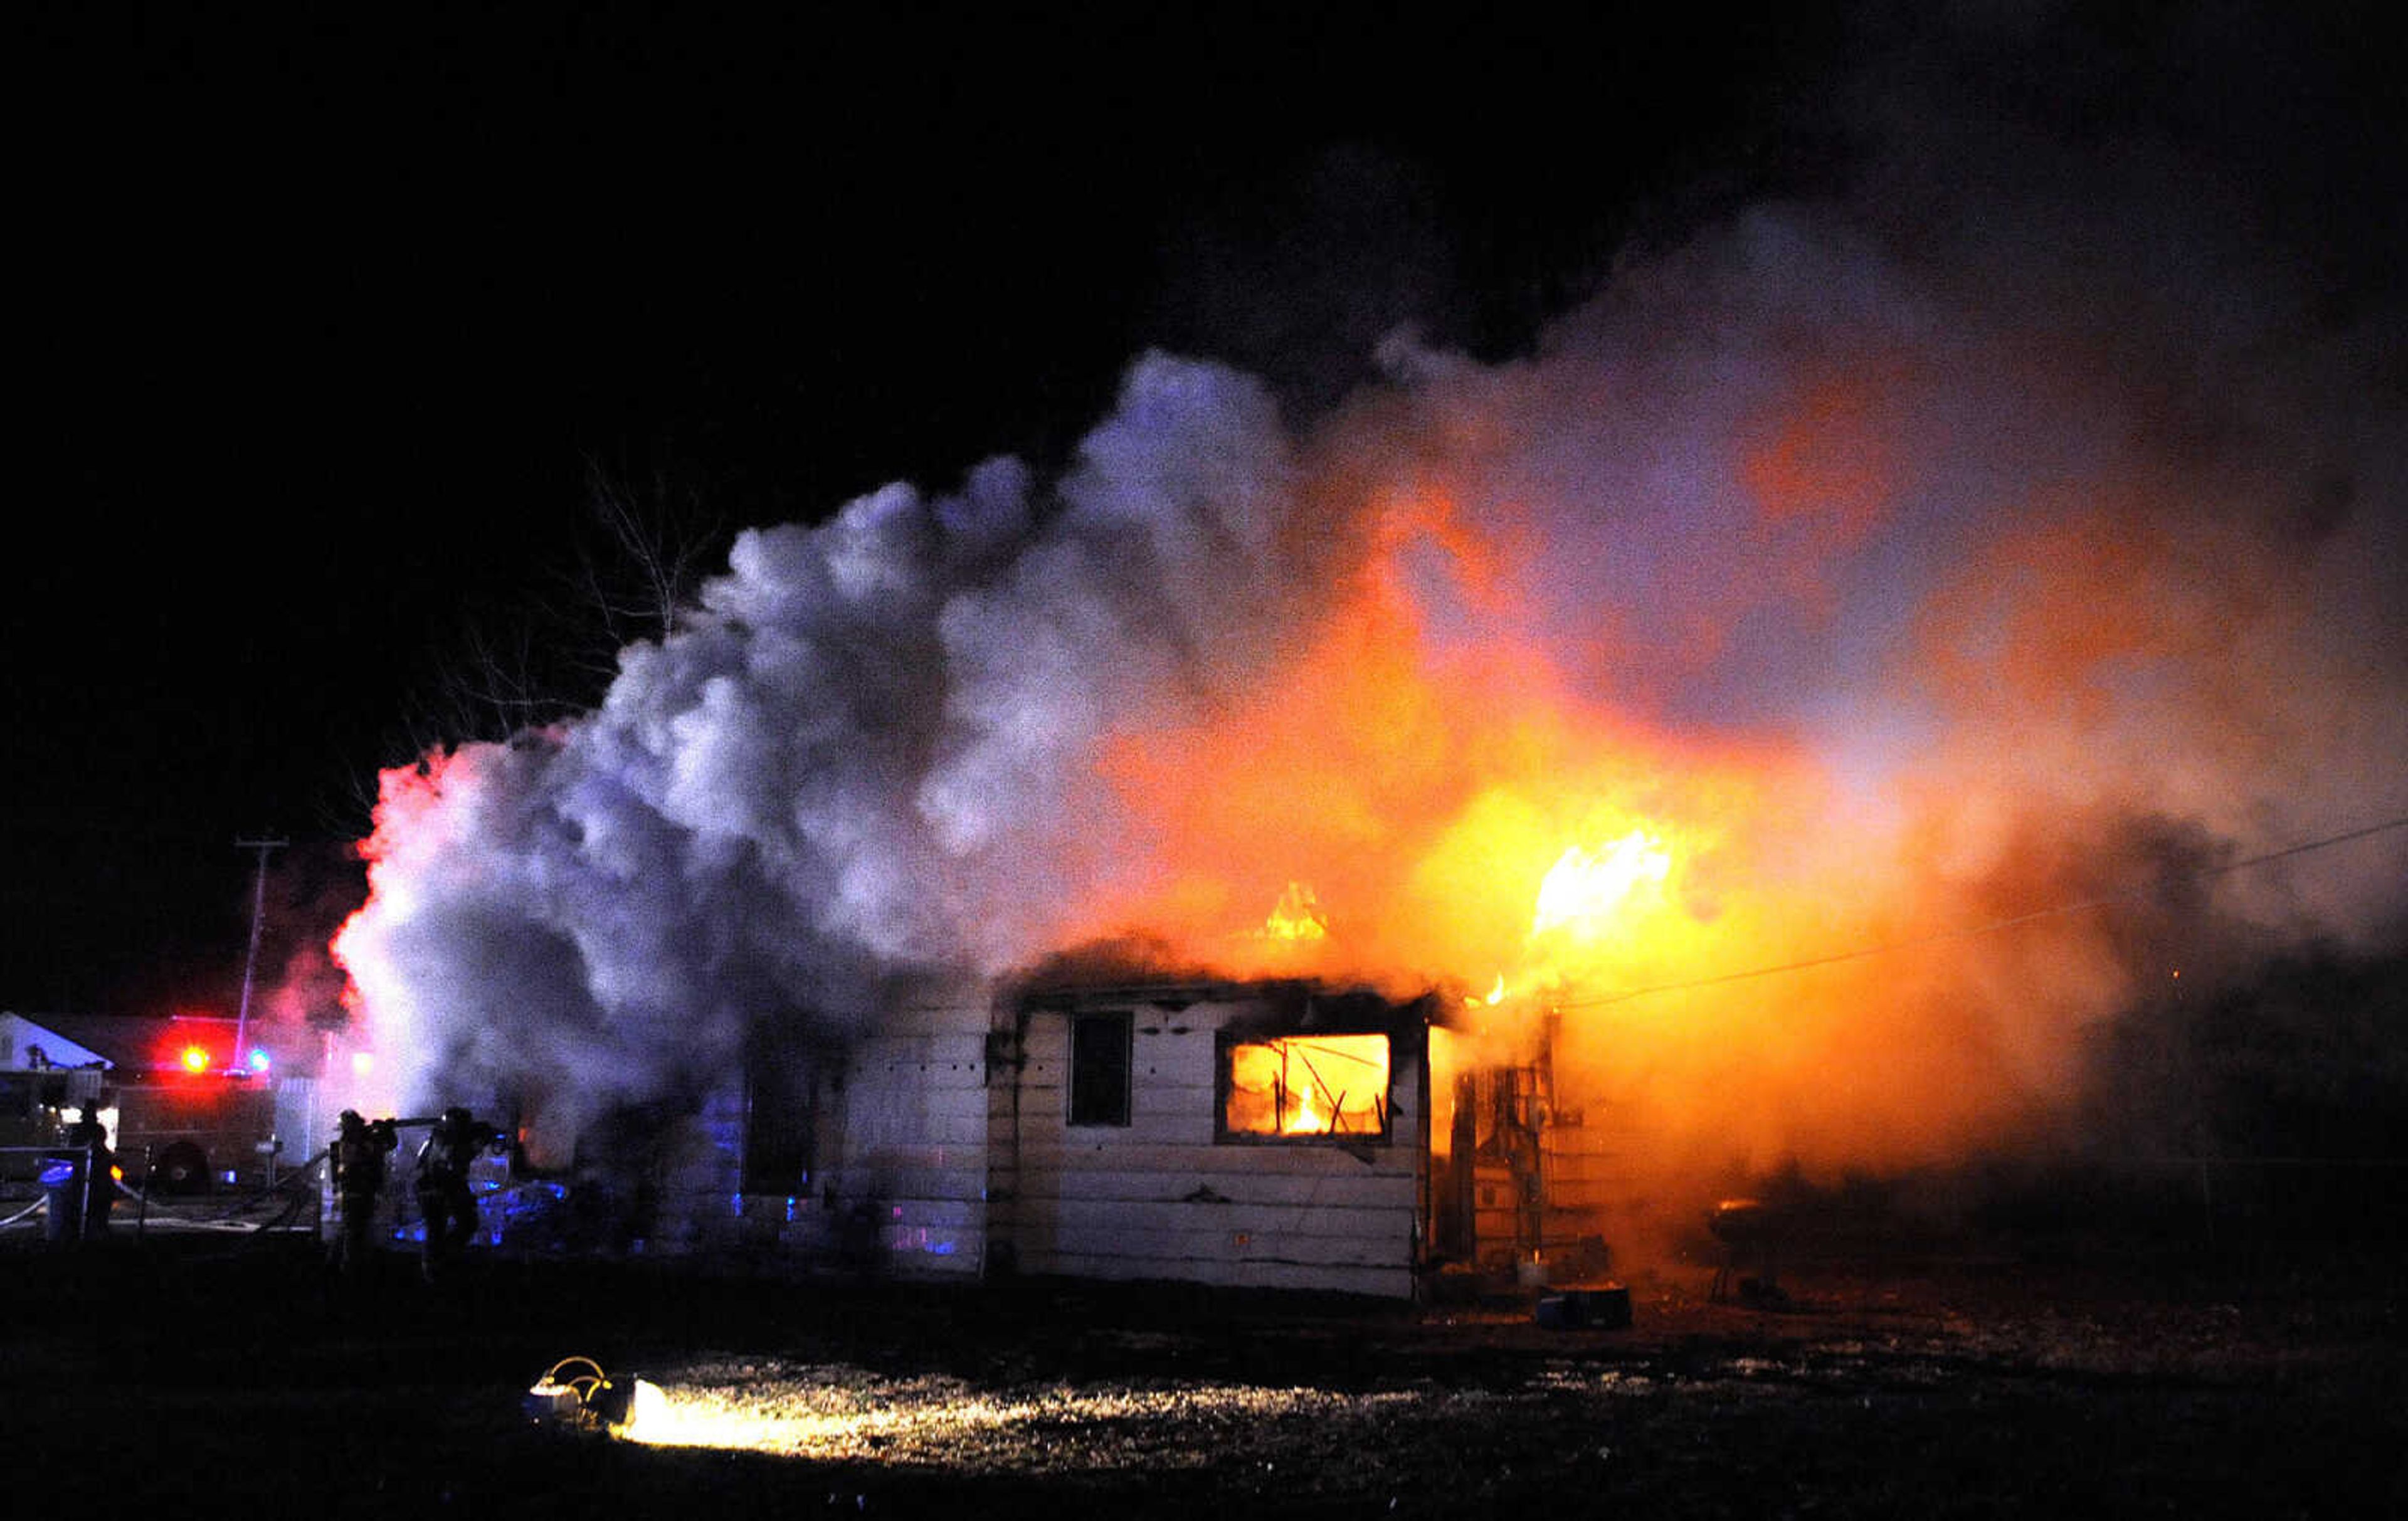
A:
414,1106,493,1282
64,1105,115,1239
329,1110,398,1276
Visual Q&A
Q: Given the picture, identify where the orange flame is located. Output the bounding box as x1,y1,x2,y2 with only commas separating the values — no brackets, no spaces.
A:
1048,465,2120,1201
1257,881,1328,942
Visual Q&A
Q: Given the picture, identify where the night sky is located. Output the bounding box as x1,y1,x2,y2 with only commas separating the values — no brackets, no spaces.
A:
9,3,2397,1020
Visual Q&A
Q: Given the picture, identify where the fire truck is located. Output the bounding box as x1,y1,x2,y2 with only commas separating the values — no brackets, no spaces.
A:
109,1071,288,1193
5,1017,316,1197
82,1017,324,1194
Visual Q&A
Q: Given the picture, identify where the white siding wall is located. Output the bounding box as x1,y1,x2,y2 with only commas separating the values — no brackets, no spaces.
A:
1541,1100,1646,1255
823,1003,990,1280
994,997,1423,1298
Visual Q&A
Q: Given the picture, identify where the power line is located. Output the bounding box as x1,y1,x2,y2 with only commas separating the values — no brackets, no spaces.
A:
232,835,288,1063
1552,813,2408,1013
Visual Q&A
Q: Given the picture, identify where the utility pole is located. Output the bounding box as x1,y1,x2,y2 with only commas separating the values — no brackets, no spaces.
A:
233,835,288,1071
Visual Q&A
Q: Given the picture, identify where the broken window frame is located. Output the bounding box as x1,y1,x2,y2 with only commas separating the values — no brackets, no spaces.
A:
1214,1030,1392,1144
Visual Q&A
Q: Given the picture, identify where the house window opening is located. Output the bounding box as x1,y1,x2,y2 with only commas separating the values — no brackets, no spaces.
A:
742,1060,816,1197
1068,1012,1133,1127
1222,1034,1390,1140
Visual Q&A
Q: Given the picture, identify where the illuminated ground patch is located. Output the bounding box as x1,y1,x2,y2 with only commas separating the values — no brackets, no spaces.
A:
622,1359,1458,1467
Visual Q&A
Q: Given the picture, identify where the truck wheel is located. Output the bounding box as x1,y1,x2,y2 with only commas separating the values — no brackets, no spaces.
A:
150,1142,212,1196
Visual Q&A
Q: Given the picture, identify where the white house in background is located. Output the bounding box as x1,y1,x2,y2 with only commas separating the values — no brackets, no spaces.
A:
0,1011,114,1072
2,1013,112,1175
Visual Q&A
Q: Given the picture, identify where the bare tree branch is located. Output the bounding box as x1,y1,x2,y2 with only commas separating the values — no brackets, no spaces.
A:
364,456,727,797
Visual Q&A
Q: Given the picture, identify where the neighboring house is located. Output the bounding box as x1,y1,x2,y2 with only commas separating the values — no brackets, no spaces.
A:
1,1013,112,1181
0,1011,114,1073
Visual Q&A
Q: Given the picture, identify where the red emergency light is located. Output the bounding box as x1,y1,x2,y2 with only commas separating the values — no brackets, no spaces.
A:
178,1045,212,1074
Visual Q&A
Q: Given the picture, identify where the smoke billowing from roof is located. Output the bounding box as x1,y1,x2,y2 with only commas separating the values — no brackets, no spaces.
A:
333,8,2404,1181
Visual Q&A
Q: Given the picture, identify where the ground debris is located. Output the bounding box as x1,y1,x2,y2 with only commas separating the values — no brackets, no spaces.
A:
3,1238,2400,1517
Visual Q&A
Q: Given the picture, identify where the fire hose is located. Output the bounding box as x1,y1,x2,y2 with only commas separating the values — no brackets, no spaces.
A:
111,1143,334,1231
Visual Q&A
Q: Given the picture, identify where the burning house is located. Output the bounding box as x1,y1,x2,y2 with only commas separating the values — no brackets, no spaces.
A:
980,976,1606,1297
507,973,1613,1299
322,83,2405,1294
991,981,1439,1295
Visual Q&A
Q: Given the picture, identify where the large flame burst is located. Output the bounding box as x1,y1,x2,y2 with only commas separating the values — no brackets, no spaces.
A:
1074,487,1788,1008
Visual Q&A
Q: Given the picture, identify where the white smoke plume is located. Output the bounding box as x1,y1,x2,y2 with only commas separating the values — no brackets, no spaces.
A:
336,359,1348,1147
